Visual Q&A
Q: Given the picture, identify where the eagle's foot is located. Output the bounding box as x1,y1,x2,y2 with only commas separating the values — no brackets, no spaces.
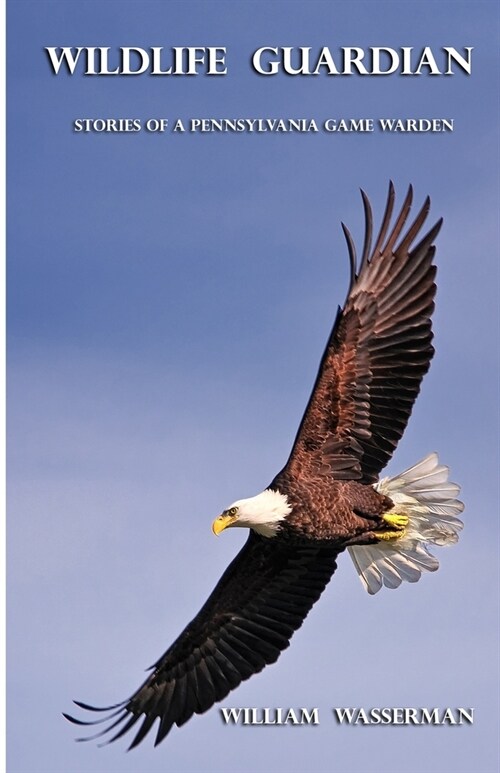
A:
373,512,409,541
383,512,409,529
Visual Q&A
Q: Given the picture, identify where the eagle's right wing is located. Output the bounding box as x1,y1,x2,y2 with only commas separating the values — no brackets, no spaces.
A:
64,532,338,748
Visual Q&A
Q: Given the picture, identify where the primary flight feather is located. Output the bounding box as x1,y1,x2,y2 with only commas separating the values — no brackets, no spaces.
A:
65,183,463,749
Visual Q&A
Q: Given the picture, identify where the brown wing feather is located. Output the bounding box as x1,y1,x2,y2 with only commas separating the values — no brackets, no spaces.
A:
64,533,338,748
277,183,441,485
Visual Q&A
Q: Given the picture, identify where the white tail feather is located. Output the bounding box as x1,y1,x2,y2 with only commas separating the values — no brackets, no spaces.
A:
348,453,464,594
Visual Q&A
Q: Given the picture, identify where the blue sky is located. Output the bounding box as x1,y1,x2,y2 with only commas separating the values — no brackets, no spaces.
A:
7,2,499,772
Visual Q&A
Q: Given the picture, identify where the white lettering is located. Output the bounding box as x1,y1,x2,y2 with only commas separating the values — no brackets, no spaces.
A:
45,46,84,74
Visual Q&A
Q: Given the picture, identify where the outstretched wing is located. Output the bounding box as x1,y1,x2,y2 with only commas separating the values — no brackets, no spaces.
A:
277,183,441,486
64,533,338,749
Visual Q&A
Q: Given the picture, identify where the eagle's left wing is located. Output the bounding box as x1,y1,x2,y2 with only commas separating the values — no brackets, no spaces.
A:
64,532,338,748
276,184,441,486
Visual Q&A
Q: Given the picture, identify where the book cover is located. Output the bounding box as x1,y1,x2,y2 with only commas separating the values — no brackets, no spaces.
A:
8,2,499,772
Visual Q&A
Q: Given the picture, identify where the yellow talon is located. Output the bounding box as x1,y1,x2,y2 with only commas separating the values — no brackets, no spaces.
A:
383,512,409,528
373,512,409,541
373,529,405,541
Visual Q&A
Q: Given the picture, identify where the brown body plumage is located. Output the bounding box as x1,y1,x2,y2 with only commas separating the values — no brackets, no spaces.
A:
276,474,392,543
65,184,453,750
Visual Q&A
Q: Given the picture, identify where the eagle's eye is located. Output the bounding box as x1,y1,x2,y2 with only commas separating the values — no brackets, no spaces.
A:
228,507,238,516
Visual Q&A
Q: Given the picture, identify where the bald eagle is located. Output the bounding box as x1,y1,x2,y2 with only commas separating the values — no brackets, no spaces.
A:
65,184,463,749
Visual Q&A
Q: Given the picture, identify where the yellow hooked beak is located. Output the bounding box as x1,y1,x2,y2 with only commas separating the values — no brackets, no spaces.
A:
212,513,238,535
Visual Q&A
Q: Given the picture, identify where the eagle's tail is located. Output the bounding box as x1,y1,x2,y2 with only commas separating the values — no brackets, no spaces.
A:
348,453,464,595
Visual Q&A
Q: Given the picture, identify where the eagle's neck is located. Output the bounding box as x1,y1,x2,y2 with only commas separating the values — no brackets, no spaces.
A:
234,489,292,538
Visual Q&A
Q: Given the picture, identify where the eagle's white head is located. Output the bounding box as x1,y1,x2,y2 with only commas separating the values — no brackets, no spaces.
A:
212,489,292,538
